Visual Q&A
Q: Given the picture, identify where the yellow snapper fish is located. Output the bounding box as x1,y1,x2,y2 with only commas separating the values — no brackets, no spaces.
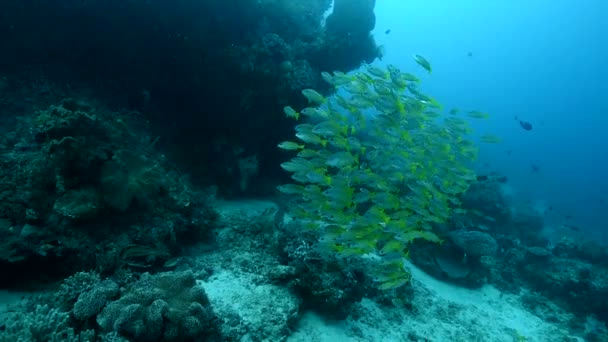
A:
467,110,490,119
295,132,328,146
278,141,305,150
480,134,502,143
283,106,299,120
413,54,432,73
449,108,460,115
320,71,334,85
301,88,326,105
300,107,329,119
366,64,388,79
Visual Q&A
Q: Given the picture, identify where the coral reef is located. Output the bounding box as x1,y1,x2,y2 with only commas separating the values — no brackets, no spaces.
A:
0,271,218,341
0,0,379,196
0,1,606,340
0,304,96,342
0,97,217,284
96,271,218,341
281,227,374,319
450,230,498,257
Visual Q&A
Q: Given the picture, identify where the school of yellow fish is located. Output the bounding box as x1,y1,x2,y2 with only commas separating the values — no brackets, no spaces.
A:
278,62,495,290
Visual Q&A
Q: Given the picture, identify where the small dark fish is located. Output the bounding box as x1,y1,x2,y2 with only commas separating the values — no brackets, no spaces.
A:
514,116,533,131
467,51,473,57
564,215,573,220
519,121,533,130
506,149,512,156
385,29,391,35
531,164,540,173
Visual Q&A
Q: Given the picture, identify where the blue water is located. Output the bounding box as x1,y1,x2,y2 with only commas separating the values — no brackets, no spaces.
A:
371,0,608,242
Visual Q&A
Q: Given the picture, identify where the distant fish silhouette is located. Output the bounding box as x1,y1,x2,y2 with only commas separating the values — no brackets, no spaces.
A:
561,223,580,232
519,121,533,130
467,51,473,57
515,116,533,131
531,164,540,173
496,175,508,183
385,29,391,35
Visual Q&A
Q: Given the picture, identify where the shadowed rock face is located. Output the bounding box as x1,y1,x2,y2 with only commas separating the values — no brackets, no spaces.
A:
314,0,378,72
327,0,377,35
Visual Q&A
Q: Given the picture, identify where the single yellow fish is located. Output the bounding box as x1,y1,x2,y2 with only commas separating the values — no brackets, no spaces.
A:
413,54,432,73
278,141,305,150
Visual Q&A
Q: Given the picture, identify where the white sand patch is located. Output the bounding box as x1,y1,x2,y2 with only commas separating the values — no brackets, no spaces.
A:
289,262,580,342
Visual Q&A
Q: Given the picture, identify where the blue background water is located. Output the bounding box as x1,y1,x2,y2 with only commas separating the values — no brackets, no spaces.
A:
370,0,608,241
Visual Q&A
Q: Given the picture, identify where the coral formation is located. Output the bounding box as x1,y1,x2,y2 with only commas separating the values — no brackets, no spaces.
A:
0,0,379,196
96,271,217,341
0,1,606,340
0,98,217,284
450,230,498,257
